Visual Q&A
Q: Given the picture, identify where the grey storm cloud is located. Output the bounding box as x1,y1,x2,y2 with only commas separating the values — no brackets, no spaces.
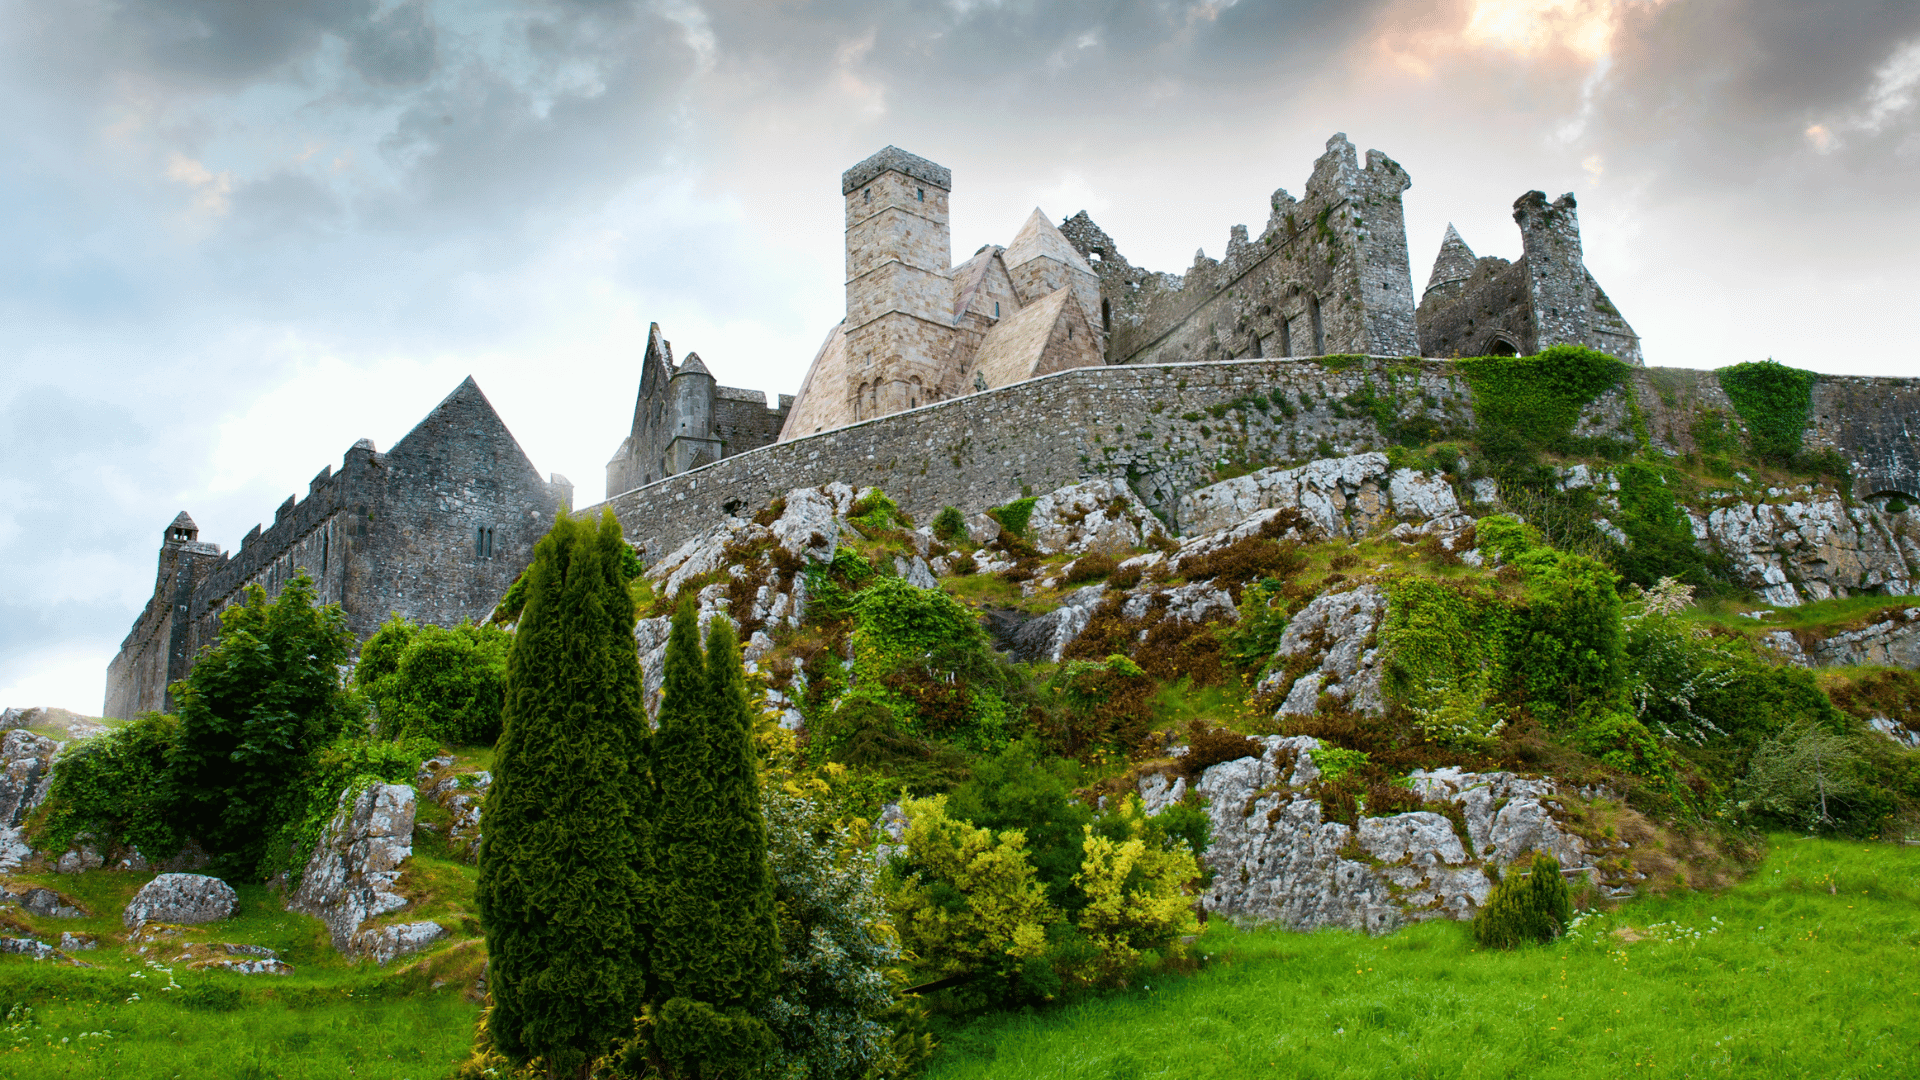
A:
5,0,1920,711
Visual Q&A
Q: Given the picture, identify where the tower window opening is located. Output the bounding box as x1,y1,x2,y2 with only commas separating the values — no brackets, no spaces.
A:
994,301,1000,318
476,525,495,559
864,188,871,202
917,188,925,202
1101,298,1111,332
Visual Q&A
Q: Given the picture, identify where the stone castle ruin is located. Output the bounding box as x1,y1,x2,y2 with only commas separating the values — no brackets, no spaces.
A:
106,378,571,718
604,323,792,496
1414,192,1641,362
109,133,1920,716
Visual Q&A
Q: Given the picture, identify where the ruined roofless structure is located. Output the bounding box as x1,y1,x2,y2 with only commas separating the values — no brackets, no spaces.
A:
1414,191,1641,362
105,377,573,718
604,323,793,497
608,135,1643,464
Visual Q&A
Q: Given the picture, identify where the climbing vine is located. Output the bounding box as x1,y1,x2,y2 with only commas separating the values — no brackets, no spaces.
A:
1716,359,1818,467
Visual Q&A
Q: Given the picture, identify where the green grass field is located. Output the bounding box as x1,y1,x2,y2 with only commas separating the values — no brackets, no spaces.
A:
924,836,1920,1080
3,835,1915,1079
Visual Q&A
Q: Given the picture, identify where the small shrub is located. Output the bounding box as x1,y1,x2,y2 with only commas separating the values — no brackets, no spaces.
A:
1888,498,1911,515
1308,745,1370,783
1106,563,1143,589
849,489,910,534
1173,721,1263,782
1065,553,1117,584
949,552,978,576
932,505,969,542
1473,852,1573,948
989,496,1040,538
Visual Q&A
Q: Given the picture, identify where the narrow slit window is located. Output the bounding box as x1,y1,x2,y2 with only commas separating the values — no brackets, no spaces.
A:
917,188,925,202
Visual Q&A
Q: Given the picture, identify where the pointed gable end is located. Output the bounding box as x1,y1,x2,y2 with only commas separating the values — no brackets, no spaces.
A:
1005,208,1095,276
1425,224,1479,295
386,376,545,487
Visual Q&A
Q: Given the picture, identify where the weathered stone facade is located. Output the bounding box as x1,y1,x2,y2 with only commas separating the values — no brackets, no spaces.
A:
780,147,1105,439
605,323,792,497
1062,133,1421,367
105,378,571,718
1415,192,1642,363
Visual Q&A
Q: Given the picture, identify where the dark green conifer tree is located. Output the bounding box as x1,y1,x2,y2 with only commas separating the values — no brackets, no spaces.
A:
645,606,780,1078
476,510,653,1077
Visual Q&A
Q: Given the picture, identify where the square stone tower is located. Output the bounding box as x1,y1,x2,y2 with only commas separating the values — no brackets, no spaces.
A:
842,146,954,420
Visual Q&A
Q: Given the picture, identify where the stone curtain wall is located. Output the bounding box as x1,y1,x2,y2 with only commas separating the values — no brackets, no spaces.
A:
596,358,1920,564
599,358,1483,558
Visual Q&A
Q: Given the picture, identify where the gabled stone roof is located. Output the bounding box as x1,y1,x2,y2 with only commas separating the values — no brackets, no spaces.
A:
1004,208,1094,275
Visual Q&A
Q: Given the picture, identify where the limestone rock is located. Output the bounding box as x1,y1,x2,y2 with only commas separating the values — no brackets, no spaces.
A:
0,729,58,830
122,873,238,928
1807,608,1920,668
1700,494,1917,606
1024,479,1168,556
58,932,97,951
1259,585,1386,717
1146,735,1594,934
0,937,55,960
288,783,427,958
1011,585,1108,663
415,757,490,863
56,844,104,874
1182,453,1415,540
1869,717,1920,748
355,920,450,964
19,887,86,918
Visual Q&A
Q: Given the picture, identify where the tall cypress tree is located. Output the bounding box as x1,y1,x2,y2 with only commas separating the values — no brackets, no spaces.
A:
476,510,652,1077
646,607,781,1077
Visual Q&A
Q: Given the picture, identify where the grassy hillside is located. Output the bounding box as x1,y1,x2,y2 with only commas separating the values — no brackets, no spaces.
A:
922,835,1920,1079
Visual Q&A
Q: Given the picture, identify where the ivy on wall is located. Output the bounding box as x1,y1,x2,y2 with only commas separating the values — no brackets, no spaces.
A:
1716,360,1819,467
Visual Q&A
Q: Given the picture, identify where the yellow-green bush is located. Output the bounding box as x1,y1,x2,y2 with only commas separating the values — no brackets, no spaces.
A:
1073,795,1200,981
887,796,1054,987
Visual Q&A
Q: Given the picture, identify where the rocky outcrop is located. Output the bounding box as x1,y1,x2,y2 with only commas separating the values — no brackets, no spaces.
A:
1691,492,1915,607
1011,585,1109,663
122,873,238,928
1257,585,1387,717
289,783,441,961
635,484,860,715
1139,735,1598,934
1020,479,1168,556
415,756,490,862
1180,454,1472,541
1808,608,1920,668
0,729,57,873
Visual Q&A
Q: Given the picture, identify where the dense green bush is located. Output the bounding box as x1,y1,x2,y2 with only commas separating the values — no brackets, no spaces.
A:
33,712,181,860
1040,654,1154,760
1073,794,1201,980
1473,852,1572,949
358,617,511,746
931,505,968,543
169,571,358,876
756,789,909,1080
835,577,1010,751
946,740,1093,915
988,497,1039,538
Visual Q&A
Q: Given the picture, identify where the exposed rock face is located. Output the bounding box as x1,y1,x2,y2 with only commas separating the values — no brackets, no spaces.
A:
1012,585,1108,663
288,784,437,961
1022,479,1168,556
1140,736,1595,934
122,873,238,928
1258,585,1387,717
1807,608,1920,668
1692,494,1916,606
0,729,57,873
0,730,57,830
0,937,56,960
1180,454,1471,542
355,921,450,964
18,887,86,918
415,756,490,863
635,484,857,717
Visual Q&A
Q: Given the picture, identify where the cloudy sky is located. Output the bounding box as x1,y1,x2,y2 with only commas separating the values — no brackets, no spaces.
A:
5,0,1919,714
